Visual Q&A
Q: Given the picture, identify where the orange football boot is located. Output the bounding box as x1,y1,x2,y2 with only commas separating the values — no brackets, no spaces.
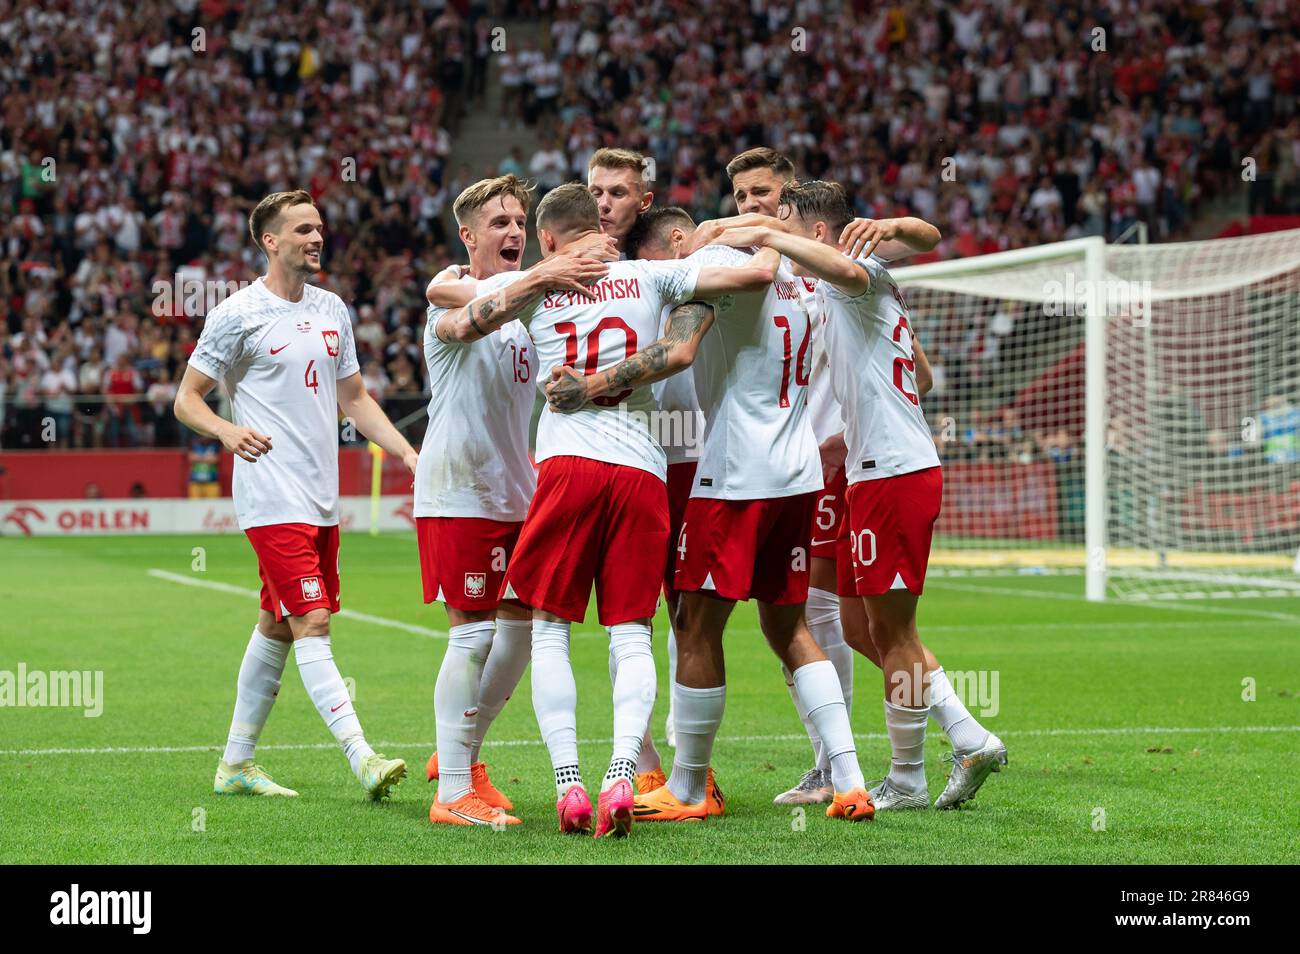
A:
470,763,513,811
635,767,667,795
427,752,514,811
826,787,876,822
632,783,707,822
705,768,725,816
429,791,520,827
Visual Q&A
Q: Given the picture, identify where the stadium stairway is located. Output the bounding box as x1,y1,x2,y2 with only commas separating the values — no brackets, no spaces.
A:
444,19,545,200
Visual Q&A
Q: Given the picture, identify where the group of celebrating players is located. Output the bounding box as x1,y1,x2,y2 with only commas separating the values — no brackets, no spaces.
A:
175,143,1008,839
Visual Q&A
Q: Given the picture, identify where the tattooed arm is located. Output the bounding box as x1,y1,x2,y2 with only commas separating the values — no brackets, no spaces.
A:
545,301,715,412
434,256,609,344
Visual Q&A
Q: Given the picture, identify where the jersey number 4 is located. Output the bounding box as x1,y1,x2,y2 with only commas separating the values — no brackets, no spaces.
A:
773,314,811,408
557,316,638,406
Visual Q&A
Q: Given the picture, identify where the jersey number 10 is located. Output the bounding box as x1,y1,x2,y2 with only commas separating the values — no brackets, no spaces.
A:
556,316,638,407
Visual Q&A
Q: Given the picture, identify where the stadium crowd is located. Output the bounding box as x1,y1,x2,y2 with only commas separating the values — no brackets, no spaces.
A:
2,0,1297,450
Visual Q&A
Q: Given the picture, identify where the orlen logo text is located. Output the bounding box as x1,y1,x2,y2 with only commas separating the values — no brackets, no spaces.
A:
1,505,148,536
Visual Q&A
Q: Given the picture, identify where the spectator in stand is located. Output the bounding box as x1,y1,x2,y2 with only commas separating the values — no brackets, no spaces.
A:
188,430,222,498
1,0,1295,456
1259,395,1300,464
102,351,143,448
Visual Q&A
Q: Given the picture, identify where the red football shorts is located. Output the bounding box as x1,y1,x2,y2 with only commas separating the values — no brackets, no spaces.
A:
244,522,341,621
835,510,857,598
503,456,669,625
810,468,848,561
663,461,698,601
416,516,523,611
844,466,943,596
674,491,816,605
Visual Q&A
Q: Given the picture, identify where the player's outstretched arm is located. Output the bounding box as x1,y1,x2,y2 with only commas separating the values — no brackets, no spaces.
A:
692,245,782,296
425,237,618,309
682,212,788,256
715,225,870,296
336,372,420,474
174,364,272,462
435,256,609,344
838,216,941,261
545,301,715,412
426,265,472,308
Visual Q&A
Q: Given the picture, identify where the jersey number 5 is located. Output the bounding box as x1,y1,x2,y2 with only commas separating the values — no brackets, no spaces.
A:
557,316,638,406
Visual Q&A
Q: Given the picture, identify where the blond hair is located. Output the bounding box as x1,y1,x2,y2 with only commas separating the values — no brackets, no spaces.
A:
452,175,535,227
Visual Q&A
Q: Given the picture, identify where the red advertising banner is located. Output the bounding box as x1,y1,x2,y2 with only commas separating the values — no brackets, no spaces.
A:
938,461,1060,540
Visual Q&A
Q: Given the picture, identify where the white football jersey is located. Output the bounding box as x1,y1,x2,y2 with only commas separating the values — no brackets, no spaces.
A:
797,275,845,445
414,274,536,521
685,245,821,500
651,302,704,465
820,254,941,483
480,257,701,480
188,278,359,530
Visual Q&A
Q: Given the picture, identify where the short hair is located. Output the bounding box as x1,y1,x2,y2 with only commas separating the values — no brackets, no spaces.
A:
535,183,601,235
626,206,695,259
725,147,796,182
588,147,647,180
452,175,535,228
779,180,854,235
248,190,315,253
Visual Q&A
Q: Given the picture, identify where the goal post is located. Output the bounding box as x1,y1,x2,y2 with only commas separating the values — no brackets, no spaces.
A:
891,228,1300,602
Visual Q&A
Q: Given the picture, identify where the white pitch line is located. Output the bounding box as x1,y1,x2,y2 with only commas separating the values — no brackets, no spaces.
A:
927,579,1300,623
3,725,1296,758
146,569,447,639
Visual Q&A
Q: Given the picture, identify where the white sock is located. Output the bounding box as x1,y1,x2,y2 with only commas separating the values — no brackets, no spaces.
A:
608,623,656,790
665,623,678,739
792,660,865,792
531,620,579,793
294,635,373,776
434,620,494,802
783,663,825,771
608,638,662,773
927,667,990,754
883,698,929,793
471,616,531,762
665,682,724,804
807,586,854,736
223,627,291,764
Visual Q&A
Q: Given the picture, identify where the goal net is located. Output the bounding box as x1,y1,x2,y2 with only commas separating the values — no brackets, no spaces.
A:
891,229,1300,601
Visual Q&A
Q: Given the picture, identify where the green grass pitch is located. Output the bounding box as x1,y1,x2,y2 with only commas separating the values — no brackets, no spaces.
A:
1,533,1296,864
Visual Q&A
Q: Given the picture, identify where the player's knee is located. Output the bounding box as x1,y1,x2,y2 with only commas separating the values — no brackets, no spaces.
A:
297,608,331,637
842,624,873,657
449,618,495,660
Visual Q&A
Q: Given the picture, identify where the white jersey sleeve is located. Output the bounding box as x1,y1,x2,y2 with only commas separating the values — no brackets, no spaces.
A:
189,278,356,529
681,246,821,500
821,255,940,483
798,276,845,445
414,273,537,520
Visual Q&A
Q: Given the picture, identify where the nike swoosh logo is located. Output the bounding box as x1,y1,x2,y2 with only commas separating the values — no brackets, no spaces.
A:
449,810,495,825
330,700,348,712
811,539,835,547
270,343,290,355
